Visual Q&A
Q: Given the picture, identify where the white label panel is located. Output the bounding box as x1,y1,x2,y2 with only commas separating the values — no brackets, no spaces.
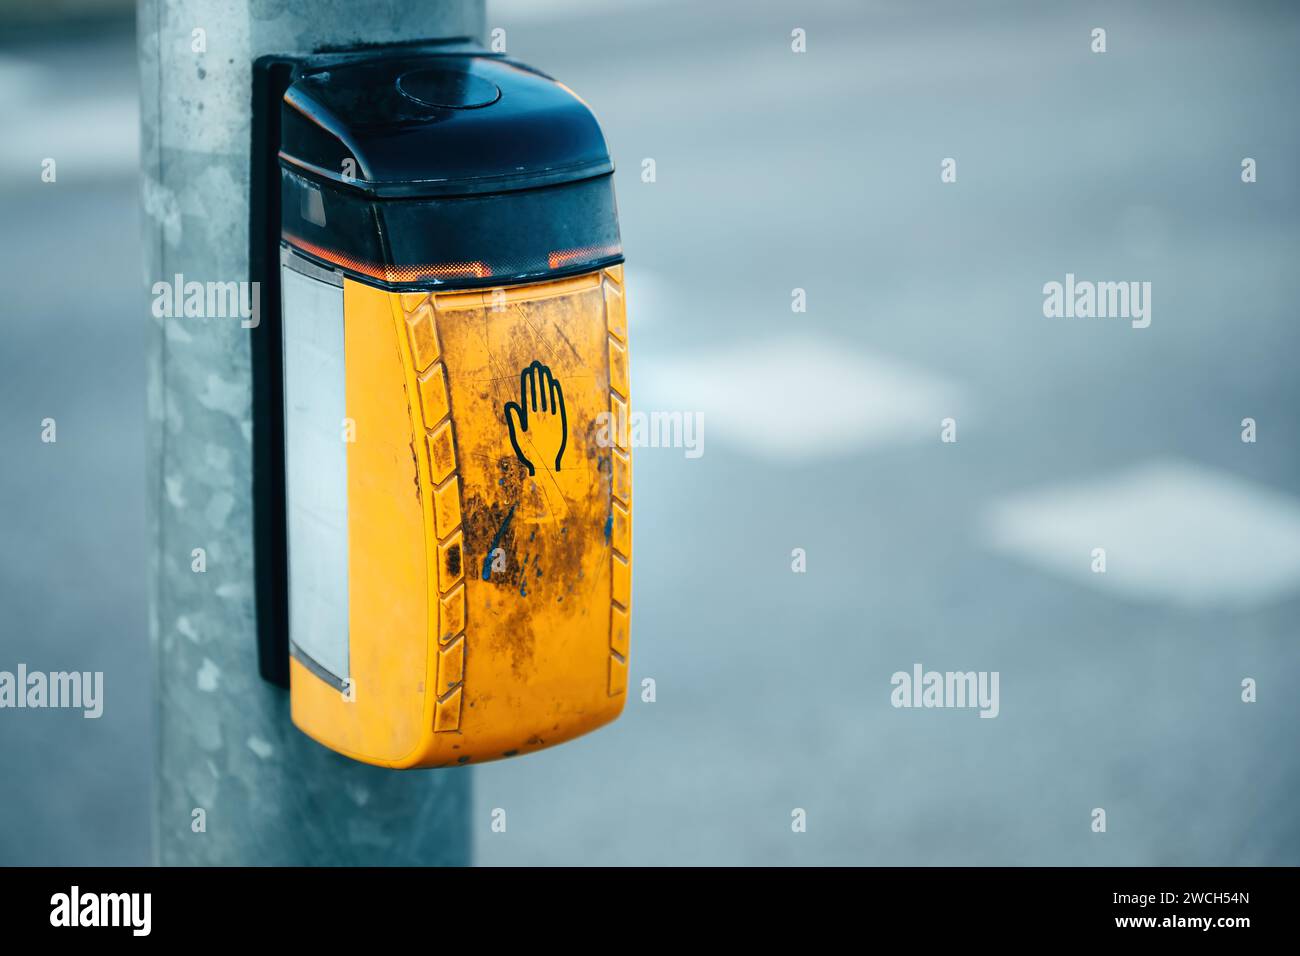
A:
281,265,349,682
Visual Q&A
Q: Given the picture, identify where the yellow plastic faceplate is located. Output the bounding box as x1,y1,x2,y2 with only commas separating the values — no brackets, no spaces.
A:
289,265,631,767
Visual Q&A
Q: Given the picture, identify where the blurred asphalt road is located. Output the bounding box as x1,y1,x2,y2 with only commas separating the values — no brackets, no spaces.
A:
2,0,1298,865
0,21,148,864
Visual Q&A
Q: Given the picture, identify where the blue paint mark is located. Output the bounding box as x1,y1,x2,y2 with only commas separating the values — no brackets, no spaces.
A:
604,513,613,540
482,503,517,581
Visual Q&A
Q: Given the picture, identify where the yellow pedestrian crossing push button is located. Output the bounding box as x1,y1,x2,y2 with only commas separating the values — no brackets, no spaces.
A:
253,45,630,768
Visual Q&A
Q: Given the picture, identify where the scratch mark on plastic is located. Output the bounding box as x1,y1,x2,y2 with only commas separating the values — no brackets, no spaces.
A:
482,502,517,581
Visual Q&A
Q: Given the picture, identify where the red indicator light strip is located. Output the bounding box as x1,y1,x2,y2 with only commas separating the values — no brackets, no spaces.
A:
284,233,492,282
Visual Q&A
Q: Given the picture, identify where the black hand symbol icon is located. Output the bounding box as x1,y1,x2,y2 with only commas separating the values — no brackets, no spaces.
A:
504,360,567,476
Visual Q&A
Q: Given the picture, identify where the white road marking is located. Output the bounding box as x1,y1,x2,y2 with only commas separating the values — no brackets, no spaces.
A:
983,458,1300,608
638,334,959,461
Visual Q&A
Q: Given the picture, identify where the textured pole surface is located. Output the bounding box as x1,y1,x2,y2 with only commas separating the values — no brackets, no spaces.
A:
139,0,485,865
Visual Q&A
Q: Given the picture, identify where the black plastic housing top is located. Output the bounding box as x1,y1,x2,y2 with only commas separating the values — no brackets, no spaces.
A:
281,52,614,197
279,49,623,290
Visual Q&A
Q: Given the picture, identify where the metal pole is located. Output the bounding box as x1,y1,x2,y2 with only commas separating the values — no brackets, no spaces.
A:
139,0,485,865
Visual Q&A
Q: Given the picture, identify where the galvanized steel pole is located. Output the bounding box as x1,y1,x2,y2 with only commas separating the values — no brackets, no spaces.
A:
138,0,485,865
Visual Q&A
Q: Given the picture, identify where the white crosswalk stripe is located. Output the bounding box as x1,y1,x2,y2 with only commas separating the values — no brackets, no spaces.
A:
638,334,960,461
983,458,1300,608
